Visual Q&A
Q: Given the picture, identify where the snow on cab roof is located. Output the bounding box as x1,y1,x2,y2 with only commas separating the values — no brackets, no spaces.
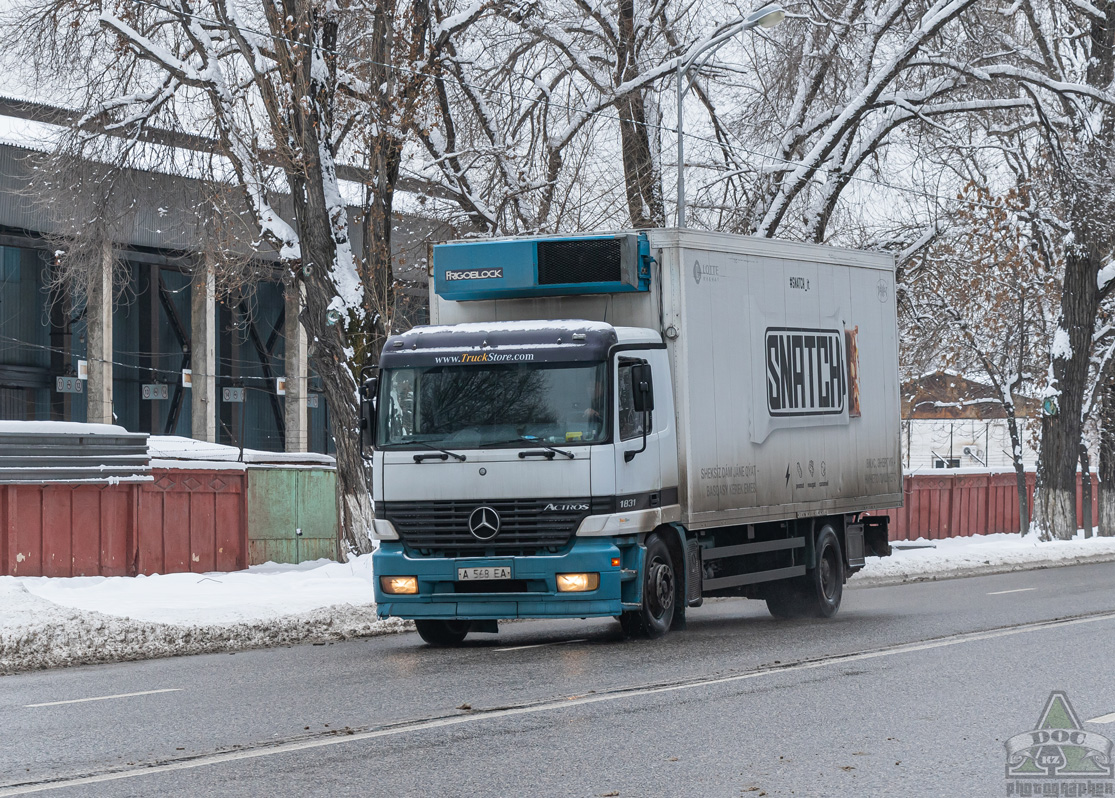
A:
404,320,616,336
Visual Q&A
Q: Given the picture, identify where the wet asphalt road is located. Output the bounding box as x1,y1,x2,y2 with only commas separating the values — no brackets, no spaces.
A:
2,562,1115,797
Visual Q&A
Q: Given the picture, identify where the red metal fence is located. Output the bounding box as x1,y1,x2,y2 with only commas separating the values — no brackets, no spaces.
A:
2,468,246,577
2,467,1099,575
878,471,1098,541
136,469,246,576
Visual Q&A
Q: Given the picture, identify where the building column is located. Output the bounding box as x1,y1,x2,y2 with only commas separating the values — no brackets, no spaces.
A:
284,283,308,452
86,241,114,424
190,258,218,442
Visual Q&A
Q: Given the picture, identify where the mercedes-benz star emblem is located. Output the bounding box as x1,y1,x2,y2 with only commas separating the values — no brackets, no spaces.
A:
468,506,501,540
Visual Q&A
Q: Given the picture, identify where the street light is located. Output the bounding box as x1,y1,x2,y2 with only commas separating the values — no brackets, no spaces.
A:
676,3,785,228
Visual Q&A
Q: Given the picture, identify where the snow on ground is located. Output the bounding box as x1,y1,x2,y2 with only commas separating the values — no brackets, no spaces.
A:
0,555,407,675
19,555,376,625
852,530,1115,587
3,534,1115,674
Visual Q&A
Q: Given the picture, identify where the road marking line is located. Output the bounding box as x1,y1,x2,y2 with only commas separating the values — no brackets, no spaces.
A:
5,611,1115,796
494,638,588,652
1088,712,1115,724
987,588,1038,595
24,689,183,708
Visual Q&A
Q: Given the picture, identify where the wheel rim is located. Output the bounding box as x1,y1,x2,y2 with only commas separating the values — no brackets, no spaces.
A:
646,556,675,619
819,547,837,602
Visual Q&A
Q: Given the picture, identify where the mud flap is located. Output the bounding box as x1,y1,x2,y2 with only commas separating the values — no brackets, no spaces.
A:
863,516,892,557
845,523,866,568
470,620,499,634
685,536,703,607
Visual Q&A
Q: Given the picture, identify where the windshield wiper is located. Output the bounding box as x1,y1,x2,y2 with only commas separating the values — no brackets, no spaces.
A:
406,445,467,463
508,435,575,460
382,437,467,462
481,435,575,458
412,447,467,463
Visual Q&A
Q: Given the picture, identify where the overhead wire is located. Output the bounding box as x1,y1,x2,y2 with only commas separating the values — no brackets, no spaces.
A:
0,332,323,390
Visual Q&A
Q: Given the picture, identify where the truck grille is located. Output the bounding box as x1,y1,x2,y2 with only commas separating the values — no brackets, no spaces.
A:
379,498,609,554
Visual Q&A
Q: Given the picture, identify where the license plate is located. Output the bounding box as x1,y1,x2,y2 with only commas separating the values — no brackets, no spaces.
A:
457,566,511,581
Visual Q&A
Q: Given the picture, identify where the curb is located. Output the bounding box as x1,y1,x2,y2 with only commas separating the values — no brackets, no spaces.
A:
849,551,1115,589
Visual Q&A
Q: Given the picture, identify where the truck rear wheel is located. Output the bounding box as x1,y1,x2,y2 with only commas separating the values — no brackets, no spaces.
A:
415,619,470,647
620,533,676,638
809,526,844,617
765,525,844,619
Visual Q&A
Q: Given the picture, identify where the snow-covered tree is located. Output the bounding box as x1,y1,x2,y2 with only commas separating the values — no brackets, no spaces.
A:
904,183,1058,535
2,0,485,553
1100,361,1115,536
970,0,1115,540
424,0,1014,251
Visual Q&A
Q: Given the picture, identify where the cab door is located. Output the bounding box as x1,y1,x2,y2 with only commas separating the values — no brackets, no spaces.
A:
613,356,662,503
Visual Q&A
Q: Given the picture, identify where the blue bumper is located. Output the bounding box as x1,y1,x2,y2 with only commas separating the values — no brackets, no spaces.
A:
373,538,640,620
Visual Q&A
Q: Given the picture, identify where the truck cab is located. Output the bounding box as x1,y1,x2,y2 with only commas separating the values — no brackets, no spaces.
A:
370,321,682,645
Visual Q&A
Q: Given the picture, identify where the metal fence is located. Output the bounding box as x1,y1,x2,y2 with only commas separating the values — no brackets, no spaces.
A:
877,470,1098,540
1,470,247,577
2,465,339,577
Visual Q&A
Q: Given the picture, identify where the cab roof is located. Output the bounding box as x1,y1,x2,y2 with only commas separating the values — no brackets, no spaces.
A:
378,322,662,368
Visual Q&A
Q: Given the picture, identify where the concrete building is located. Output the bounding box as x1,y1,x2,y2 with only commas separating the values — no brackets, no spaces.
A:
0,99,442,452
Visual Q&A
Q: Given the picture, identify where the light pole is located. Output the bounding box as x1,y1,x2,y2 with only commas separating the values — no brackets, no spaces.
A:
676,3,785,228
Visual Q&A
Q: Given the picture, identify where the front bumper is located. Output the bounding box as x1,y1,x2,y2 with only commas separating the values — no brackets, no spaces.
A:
373,538,640,620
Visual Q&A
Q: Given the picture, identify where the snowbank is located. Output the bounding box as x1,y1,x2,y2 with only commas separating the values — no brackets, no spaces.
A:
0,556,408,675
19,555,377,625
4,535,1115,674
851,531,1115,587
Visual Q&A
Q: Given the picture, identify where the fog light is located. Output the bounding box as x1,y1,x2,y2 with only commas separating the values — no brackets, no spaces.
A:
380,576,418,595
556,572,599,592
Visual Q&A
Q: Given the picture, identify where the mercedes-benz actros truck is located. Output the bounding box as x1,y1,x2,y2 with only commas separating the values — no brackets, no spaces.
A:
365,229,898,645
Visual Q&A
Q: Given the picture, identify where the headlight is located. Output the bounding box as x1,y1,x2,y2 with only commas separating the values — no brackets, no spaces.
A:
380,576,418,595
556,572,599,592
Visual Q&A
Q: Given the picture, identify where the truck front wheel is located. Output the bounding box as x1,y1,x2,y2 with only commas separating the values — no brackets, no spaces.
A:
415,619,470,647
620,533,676,638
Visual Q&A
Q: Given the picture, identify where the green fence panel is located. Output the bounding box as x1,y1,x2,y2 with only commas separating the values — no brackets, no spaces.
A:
246,467,339,564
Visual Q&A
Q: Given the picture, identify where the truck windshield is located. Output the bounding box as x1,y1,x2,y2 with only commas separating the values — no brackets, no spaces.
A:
377,362,608,449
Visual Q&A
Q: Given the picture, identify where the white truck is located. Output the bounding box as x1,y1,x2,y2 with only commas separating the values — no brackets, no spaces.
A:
366,229,899,645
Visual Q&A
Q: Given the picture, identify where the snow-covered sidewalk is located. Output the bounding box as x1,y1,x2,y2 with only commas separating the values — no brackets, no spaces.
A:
0,555,405,674
850,530,1115,587
3,533,1115,674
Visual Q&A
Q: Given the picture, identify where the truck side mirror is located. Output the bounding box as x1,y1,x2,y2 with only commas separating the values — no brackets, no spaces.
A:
631,363,654,412
624,361,654,463
361,375,378,403
360,372,379,454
